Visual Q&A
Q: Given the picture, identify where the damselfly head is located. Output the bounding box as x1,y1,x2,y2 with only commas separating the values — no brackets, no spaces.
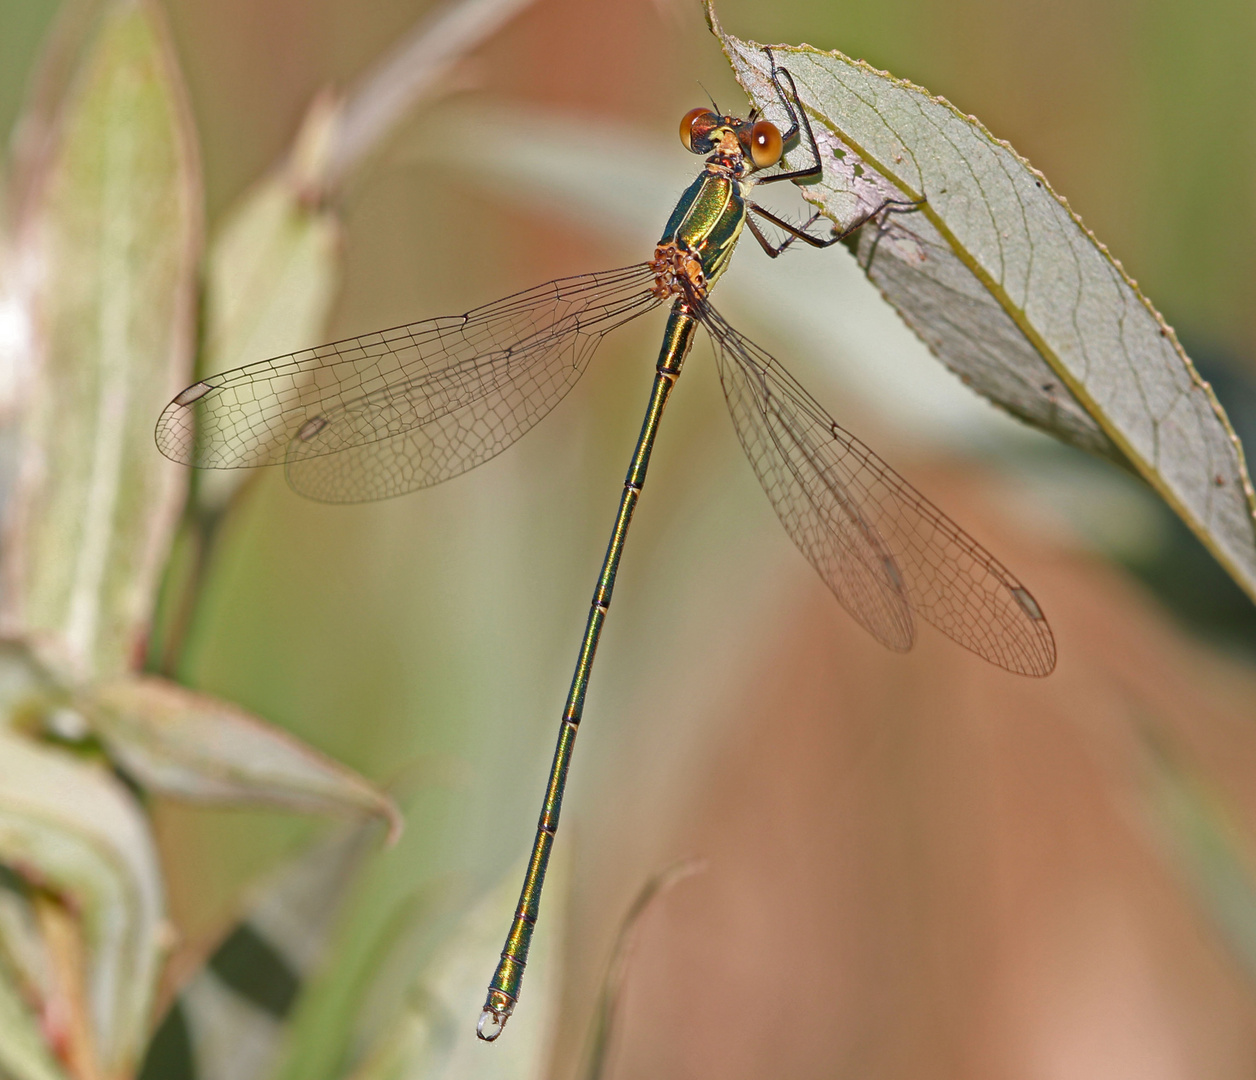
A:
679,108,783,171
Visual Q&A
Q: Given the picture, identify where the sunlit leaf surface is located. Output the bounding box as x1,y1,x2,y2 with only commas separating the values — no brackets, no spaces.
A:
88,675,401,837
707,5,1256,603
0,0,200,680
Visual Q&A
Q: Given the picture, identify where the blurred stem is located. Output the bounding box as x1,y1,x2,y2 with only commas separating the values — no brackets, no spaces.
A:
580,859,703,1080
146,470,254,681
321,0,536,195
33,894,100,1080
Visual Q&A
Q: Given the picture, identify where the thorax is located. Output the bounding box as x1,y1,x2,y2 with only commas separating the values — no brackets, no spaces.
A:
656,169,750,290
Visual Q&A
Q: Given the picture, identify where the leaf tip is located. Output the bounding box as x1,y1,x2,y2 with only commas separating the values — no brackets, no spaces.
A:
380,796,404,847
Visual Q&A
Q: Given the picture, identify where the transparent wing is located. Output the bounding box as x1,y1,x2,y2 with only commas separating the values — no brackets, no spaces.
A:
698,300,1056,677
155,264,663,502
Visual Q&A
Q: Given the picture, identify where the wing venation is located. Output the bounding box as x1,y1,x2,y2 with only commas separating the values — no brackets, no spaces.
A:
697,299,1055,676
155,264,662,500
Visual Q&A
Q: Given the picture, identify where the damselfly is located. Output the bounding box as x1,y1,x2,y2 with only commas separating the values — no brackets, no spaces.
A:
156,51,1055,1041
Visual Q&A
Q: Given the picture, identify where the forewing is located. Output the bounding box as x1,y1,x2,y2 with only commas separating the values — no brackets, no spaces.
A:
155,264,662,500
699,301,1055,677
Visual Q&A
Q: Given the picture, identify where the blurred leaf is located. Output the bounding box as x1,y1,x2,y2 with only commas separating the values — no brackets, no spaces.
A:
193,0,543,430
141,824,378,1080
86,676,401,839
201,98,340,386
0,946,70,1080
708,7,1256,604
579,859,702,1080
342,858,564,1080
1141,730,1256,983
0,728,164,1077
2,0,107,230
226,822,378,997
0,0,201,681
176,973,283,1080
0,639,66,735
0,880,52,1006
0,237,35,428
34,895,105,1080
193,97,341,516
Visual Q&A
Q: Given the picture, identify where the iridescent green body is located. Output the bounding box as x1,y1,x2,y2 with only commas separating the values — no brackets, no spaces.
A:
479,161,752,1038
659,171,749,286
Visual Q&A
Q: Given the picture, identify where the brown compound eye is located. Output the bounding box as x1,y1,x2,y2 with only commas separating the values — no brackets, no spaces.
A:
680,107,713,152
749,120,783,168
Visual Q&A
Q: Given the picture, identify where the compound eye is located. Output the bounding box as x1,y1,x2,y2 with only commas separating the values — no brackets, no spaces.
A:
680,107,713,152
749,120,783,168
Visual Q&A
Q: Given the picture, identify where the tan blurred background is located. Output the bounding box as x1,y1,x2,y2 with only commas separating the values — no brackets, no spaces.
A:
6,0,1256,1076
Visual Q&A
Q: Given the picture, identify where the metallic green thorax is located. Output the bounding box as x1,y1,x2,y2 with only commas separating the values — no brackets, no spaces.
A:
660,172,749,288
479,167,747,1039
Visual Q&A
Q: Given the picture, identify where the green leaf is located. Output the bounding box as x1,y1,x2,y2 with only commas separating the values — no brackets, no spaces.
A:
1,0,202,681
707,5,1256,603
0,729,164,1077
86,676,401,839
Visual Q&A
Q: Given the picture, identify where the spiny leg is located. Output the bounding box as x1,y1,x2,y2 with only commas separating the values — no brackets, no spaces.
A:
746,197,925,258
